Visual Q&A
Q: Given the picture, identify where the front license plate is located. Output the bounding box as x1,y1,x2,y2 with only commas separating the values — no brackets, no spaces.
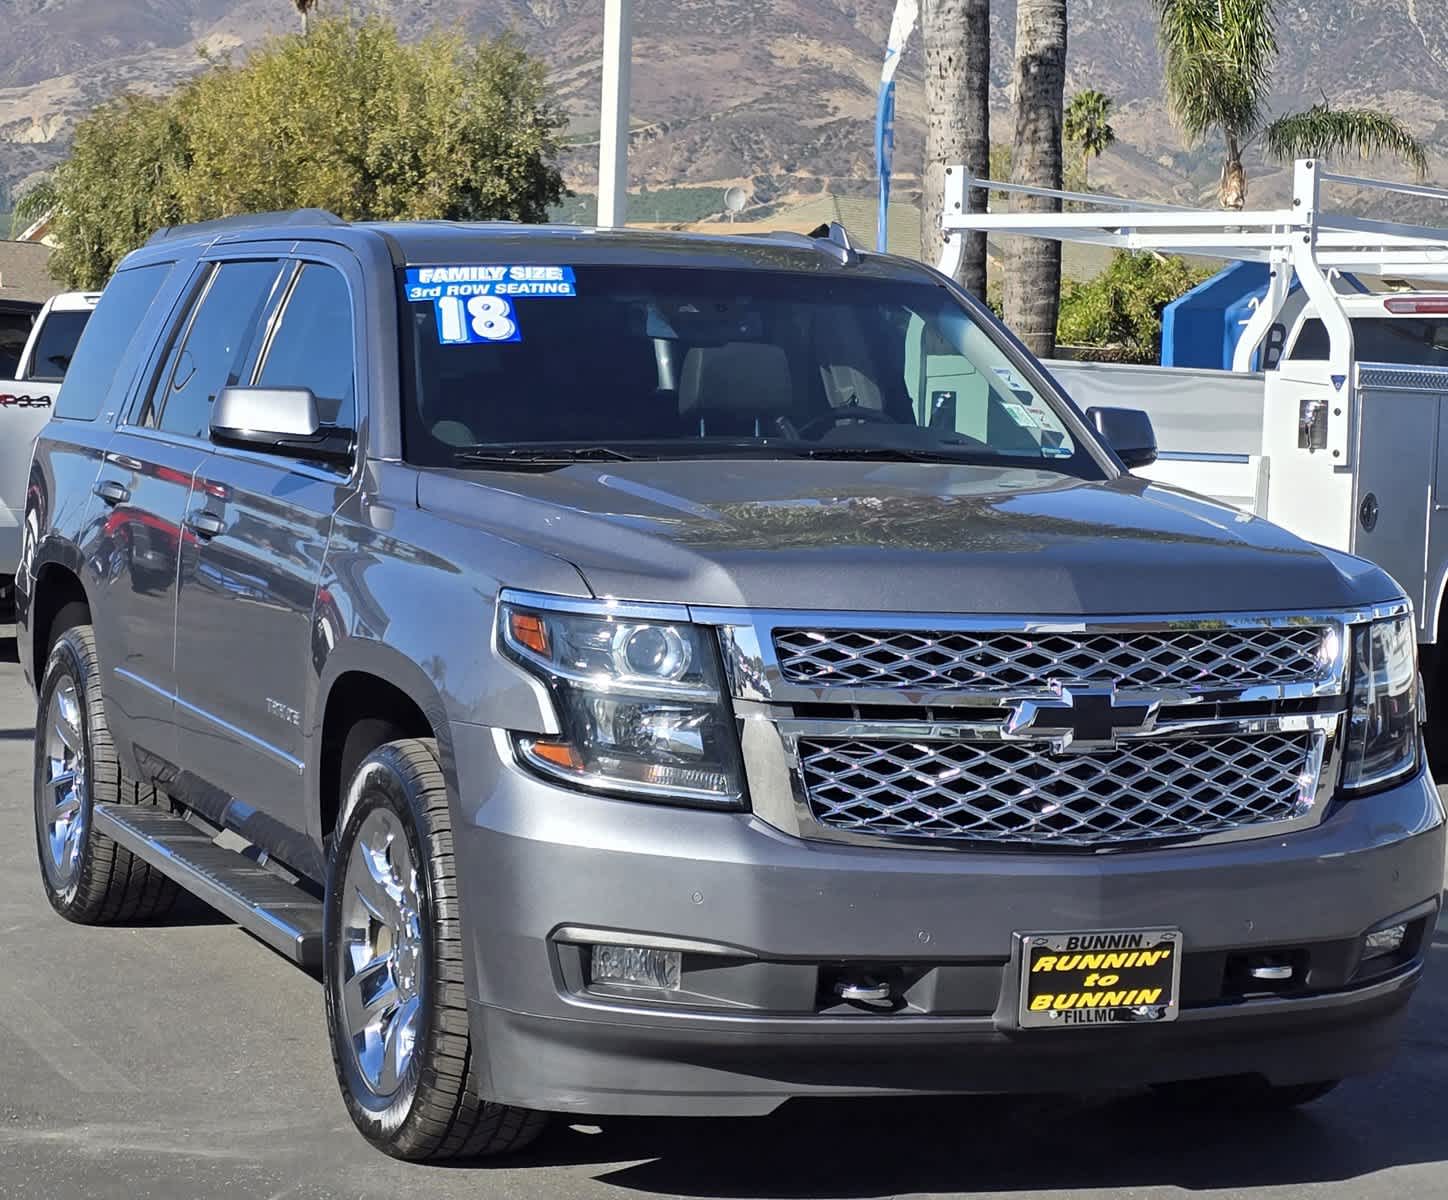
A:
1019,929,1182,1029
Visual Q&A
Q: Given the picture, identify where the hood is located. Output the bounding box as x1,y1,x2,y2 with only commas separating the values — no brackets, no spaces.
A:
416,460,1399,616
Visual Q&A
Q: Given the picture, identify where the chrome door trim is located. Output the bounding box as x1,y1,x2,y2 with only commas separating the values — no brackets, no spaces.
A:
113,666,304,774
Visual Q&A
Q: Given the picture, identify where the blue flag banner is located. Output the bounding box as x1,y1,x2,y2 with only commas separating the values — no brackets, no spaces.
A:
876,0,919,253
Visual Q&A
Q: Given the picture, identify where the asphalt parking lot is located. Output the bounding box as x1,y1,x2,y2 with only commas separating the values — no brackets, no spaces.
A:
3,640,1448,1200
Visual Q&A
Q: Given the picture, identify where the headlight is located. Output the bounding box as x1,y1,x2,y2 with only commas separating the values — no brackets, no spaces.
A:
1342,612,1420,792
499,596,745,808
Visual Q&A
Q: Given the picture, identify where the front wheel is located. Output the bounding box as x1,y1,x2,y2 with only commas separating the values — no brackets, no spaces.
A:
322,738,546,1161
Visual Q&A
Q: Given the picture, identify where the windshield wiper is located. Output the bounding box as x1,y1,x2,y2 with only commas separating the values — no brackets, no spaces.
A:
454,446,640,469
790,445,990,463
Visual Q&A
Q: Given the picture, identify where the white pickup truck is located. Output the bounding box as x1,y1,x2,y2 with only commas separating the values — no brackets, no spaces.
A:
942,160,1448,723
0,291,96,612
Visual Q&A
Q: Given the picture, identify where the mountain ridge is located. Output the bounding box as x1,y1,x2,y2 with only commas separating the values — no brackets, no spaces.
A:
1,0,1445,219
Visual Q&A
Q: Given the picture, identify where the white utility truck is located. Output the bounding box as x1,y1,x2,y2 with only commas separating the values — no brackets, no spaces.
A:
0,291,97,613
939,160,1448,702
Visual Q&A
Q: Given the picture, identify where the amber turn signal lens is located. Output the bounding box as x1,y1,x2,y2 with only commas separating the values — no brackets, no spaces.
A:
509,611,550,656
529,740,583,771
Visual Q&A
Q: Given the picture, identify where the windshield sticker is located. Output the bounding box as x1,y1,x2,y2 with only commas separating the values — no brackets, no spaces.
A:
1001,401,1041,429
434,295,522,344
404,265,576,301
992,366,1033,399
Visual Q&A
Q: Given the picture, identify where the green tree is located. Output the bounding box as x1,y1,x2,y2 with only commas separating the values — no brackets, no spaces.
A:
49,95,189,289
46,18,566,288
1057,250,1212,363
1064,89,1115,186
10,175,58,237
1154,0,1427,209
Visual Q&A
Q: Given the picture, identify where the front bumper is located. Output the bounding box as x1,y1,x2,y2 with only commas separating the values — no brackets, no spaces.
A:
451,724,1445,1116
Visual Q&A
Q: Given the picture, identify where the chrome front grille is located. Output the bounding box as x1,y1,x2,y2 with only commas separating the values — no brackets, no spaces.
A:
773,626,1330,693
797,731,1322,848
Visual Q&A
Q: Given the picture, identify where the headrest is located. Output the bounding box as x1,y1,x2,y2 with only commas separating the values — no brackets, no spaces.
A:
680,342,794,415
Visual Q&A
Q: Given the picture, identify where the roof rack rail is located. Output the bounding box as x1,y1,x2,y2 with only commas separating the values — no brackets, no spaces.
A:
145,208,346,245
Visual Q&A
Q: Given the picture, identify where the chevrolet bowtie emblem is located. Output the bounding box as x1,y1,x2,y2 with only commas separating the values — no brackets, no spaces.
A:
1004,684,1160,752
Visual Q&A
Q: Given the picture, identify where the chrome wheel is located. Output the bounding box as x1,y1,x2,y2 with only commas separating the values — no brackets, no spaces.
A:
41,676,87,888
337,807,425,1099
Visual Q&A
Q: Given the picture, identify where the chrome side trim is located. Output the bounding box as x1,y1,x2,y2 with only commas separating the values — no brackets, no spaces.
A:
113,666,304,773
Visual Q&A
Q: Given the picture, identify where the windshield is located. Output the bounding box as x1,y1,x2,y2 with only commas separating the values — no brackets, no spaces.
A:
399,264,1102,477
1288,315,1448,367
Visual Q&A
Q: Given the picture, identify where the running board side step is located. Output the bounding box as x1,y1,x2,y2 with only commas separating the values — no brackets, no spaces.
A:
92,803,324,969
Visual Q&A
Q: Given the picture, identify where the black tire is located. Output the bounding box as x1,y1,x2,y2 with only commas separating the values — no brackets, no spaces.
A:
33,623,180,924
1152,1076,1340,1112
322,737,546,1161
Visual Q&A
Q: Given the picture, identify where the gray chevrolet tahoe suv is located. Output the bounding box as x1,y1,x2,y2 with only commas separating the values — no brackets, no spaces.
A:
20,210,1444,1160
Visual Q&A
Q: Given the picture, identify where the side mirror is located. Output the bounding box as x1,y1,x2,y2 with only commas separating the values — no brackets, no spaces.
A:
211,386,353,465
1086,405,1158,469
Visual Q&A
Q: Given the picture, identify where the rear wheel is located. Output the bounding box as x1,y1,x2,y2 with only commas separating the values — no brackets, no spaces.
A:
323,737,546,1160
33,623,179,923
1152,1077,1340,1111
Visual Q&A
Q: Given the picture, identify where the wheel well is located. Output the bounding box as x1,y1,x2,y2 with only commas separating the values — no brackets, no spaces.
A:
319,672,433,842
31,564,89,684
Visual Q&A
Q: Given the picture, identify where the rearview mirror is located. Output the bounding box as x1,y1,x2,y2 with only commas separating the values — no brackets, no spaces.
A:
1085,405,1157,469
211,386,353,465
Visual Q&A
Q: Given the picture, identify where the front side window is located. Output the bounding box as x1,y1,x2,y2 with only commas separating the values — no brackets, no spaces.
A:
256,263,356,429
398,265,1100,477
27,309,92,382
153,259,283,439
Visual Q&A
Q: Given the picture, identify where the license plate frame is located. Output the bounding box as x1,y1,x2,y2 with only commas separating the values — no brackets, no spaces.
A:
1018,929,1183,1030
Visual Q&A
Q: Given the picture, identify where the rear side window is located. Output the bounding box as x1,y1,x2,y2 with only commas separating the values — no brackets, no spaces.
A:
55,264,173,421
256,263,356,428
1289,316,1448,367
0,310,32,378
154,260,283,440
27,309,92,382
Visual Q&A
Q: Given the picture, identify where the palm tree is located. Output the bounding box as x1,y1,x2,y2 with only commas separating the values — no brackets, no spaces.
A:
1154,0,1427,210
1064,89,1116,187
921,0,991,300
293,0,317,36
10,176,57,238
1003,0,1067,358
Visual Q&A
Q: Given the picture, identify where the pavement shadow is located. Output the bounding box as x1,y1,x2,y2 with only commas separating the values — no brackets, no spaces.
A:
0,633,19,664
509,1076,1448,1195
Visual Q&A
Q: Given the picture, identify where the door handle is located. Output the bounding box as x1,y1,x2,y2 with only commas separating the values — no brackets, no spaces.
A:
184,510,226,539
93,480,130,506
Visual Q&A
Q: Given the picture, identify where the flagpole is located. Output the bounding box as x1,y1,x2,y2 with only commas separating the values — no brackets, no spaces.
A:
598,0,633,229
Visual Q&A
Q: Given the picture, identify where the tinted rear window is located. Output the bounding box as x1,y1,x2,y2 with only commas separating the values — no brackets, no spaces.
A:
1289,316,1448,367
56,264,174,421
0,310,32,379
27,309,91,382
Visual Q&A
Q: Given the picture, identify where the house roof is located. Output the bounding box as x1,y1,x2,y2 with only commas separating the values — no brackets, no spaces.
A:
0,240,61,303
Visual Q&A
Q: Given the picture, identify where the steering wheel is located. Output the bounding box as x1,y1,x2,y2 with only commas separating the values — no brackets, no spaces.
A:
794,404,901,440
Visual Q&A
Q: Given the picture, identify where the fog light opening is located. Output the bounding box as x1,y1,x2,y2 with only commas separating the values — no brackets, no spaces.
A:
589,944,682,990
1363,923,1408,961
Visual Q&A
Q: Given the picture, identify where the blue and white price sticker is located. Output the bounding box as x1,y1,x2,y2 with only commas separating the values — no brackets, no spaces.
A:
405,265,578,346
